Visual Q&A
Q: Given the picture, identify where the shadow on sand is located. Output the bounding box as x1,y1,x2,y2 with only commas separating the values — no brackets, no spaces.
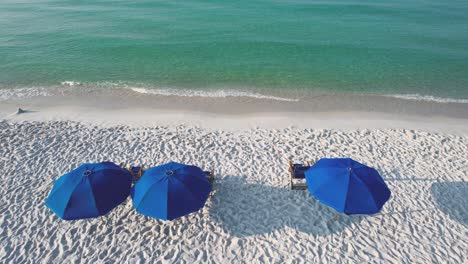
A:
431,181,468,226
208,176,364,237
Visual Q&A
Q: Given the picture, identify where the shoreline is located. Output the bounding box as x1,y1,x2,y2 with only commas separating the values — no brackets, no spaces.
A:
0,89,467,134
1,84,467,118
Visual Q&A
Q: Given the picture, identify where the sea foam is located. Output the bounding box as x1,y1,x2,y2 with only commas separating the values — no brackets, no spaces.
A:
0,87,51,101
382,94,468,104
60,81,81,86
130,87,299,102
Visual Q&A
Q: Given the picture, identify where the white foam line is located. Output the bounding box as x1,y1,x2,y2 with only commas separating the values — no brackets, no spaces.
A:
0,87,51,101
60,81,81,86
382,94,468,104
130,87,299,102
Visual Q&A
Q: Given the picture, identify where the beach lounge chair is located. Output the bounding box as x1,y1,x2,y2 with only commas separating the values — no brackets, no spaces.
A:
118,163,144,182
130,166,144,182
289,160,315,190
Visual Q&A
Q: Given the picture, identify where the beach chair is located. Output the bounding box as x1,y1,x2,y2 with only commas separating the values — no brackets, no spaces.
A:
130,166,144,182
289,159,316,190
119,163,144,182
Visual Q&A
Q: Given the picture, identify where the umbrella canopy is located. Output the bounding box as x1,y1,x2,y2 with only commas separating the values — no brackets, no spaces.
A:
305,158,391,215
46,162,133,220
131,162,211,220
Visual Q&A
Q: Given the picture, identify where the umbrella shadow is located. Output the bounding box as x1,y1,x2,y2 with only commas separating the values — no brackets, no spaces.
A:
208,176,364,237
431,181,468,226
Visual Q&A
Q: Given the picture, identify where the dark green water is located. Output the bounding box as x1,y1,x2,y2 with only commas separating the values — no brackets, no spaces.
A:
1,0,468,100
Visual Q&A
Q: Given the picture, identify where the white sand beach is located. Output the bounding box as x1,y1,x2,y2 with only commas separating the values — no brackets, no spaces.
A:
0,93,467,263
2,0,468,261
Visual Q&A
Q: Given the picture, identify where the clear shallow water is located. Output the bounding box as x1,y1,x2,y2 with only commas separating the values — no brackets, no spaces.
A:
1,0,468,100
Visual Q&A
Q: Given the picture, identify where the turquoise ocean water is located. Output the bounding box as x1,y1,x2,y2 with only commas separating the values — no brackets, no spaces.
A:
1,0,467,101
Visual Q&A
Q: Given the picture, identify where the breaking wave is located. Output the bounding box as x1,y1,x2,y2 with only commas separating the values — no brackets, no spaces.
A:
129,87,299,102
0,87,51,101
382,94,468,104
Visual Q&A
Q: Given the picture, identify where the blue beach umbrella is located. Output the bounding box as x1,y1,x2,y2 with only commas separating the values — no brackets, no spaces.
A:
131,162,211,220
46,162,133,220
305,158,391,215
